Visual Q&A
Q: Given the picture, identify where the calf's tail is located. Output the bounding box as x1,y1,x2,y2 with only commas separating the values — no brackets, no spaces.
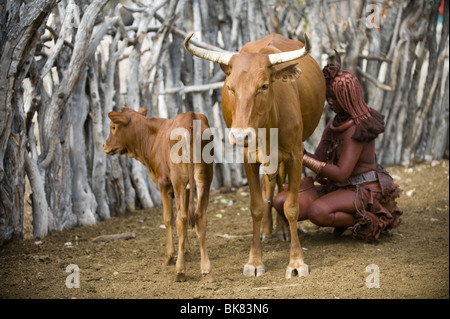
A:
187,115,196,228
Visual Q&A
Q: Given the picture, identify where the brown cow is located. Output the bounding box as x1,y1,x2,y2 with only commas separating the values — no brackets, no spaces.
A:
185,33,325,279
103,107,214,283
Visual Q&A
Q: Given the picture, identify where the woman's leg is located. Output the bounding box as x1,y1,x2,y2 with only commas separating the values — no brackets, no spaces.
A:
306,189,359,228
273,190,310,221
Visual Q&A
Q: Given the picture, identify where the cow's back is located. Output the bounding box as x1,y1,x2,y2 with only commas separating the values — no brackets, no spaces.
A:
241,34,325,140
241,33,304,54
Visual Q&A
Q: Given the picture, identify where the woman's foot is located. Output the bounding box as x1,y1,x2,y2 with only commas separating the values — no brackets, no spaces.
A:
333,226,348,238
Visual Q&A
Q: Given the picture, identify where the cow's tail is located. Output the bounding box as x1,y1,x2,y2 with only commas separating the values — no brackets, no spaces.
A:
187,113,196,228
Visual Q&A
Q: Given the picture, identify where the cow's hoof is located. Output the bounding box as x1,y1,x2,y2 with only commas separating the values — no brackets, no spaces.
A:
202,272,215,283
261,234,272,243
243,264,265,277
163,255,176,266
285,264,309,279
174,272,187,282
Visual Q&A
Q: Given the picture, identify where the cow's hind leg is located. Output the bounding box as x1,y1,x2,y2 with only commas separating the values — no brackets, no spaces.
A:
274,163,289,241
260,174,276,242
284,157,309,279
243,160,266,277
194,163,214,283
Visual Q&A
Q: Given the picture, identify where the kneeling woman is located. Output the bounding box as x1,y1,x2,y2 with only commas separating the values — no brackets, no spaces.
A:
273,53,402,243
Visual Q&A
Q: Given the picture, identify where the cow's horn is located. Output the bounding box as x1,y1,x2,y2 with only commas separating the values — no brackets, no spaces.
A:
268,34,310,66
184,32,236,66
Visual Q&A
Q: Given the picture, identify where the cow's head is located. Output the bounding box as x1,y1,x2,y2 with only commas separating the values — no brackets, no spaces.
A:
184,33,310,146
103,107,147,157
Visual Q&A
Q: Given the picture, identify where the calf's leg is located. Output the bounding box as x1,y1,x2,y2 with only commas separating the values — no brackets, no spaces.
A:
194,164,214,283
160,186,176,266
173,183,188,282
183,188,192,262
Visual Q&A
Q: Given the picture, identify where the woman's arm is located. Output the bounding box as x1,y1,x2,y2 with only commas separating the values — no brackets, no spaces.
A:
304,126,364,183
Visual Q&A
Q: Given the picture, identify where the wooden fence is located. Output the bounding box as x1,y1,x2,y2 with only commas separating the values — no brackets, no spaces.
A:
0,0,447,244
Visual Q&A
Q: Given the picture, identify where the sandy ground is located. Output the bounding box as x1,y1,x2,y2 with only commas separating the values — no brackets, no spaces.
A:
0,160,448,300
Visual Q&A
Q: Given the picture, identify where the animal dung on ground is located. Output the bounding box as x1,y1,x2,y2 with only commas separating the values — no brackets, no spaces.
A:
91,232,136,243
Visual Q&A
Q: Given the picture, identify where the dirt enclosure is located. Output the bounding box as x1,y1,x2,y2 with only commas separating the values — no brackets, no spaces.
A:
0,161,448,299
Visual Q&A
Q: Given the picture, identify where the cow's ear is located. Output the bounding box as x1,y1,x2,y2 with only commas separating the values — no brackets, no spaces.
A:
271,63,302,82
108,111,129,126
220,63,232,76
138,107,147,117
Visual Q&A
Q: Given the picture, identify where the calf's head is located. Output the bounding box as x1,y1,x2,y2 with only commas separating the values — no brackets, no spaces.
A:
103,107,147,157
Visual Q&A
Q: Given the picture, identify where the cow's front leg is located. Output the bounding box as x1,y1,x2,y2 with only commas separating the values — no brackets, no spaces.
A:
243,160,265,277
284,157,309,279
160,185,176,266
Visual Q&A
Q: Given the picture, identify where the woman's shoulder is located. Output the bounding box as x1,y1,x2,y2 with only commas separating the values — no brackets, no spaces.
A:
328,117,356,136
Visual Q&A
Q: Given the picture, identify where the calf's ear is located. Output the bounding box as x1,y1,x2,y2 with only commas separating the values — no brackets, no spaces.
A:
138,107,148,116
271,63,302,82
108,111,129,126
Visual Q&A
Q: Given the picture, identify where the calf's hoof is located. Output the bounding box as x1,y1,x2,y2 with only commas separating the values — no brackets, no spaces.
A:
174,272,187,282
285,264,309,279
202,272,215,283
243,263,265,277
184,250,192,262
163,255,176,266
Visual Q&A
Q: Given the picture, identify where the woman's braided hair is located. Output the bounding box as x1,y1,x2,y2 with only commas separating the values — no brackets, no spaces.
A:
323,50,385,142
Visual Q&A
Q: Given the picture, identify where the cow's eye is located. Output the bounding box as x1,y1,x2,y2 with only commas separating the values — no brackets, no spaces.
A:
227,85,235,95
257,84,269,94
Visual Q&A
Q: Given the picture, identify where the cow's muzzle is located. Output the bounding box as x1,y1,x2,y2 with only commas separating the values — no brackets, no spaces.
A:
229,128,256,147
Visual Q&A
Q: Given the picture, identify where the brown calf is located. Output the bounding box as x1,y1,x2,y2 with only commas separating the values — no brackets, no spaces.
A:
103,107,214,283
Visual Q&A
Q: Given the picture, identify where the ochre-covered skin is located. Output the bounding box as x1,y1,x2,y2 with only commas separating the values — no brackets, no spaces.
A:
273,53,402,244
